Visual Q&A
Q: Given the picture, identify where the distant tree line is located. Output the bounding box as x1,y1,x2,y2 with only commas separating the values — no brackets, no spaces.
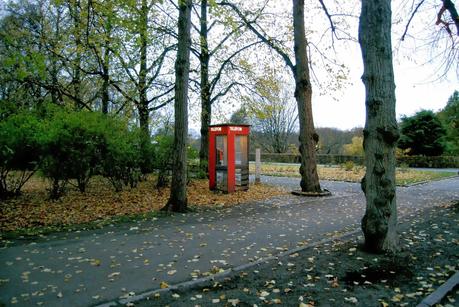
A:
230,90,459,158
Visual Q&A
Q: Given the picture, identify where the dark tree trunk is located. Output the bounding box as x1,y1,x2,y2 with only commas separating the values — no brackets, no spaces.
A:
161,0,192,212
359,0,399,253
50,7,62,105
101,17,111,114
101,59,109,114
71,0,82,109
138,0,150,174
101,29,110,114
101,4,113,114
138,0,149,128
292,0,322,193
199,0,211,175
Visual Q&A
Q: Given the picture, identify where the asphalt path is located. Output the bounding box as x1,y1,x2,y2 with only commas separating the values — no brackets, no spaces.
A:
0,176,458,307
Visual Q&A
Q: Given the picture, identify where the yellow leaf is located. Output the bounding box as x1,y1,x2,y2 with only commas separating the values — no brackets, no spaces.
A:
91,259,101,266
160,281,169,289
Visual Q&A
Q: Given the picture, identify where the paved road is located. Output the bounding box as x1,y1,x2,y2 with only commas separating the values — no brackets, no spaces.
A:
0,177,458,307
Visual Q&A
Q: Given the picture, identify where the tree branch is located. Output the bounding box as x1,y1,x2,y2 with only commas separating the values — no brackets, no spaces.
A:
209,40,261,95
219,1,295,74
210,81,242,104
439,0,459,36
401,0,426,41
317,0,336,36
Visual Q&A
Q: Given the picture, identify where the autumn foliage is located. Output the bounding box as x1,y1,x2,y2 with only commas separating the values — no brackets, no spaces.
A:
0,176,286,233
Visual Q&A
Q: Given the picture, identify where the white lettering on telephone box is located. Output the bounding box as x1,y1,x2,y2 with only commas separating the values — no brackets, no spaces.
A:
229,126,242,131
210,127,222,132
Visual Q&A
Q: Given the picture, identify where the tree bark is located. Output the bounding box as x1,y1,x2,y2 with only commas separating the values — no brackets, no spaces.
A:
359,0,399,253
137,0,151,174
292,0,322,193
199,0,211,175
138,0,149,131
101,15,111,114
161,0,192,212
69,0,82,109
50,6,62,105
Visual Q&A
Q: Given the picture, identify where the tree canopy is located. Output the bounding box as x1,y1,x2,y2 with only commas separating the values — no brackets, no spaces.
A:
399,110,447,156
438,90,459,154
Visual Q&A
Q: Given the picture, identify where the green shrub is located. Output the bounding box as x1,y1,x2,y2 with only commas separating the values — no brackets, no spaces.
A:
399,162,410,173
342,161,355,171
101,122,143,192
396,155,459,168
0,110,42,198
187,145,206,179
152,134,174,188
39,109,106,198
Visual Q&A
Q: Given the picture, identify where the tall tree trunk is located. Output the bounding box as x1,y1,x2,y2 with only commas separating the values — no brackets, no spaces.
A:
359,0,399,253
138,0,150,174
292,0,322,193
101,53,110,114
138,0,149,129
101,4,114,114
71,0,82,109
101,15,111,114
50,7,62,105
161,0,192,212
199,0,211,175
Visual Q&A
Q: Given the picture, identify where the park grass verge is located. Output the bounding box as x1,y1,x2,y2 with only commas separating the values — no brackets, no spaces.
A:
249,163,456,185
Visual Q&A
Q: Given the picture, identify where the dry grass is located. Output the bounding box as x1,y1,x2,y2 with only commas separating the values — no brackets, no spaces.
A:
249,163,455,185
0,176,286,232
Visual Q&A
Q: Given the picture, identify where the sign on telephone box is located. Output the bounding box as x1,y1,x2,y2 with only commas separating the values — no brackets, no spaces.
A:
208,124,250,193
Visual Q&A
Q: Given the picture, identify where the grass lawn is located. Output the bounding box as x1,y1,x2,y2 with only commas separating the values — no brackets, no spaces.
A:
249,163,456,185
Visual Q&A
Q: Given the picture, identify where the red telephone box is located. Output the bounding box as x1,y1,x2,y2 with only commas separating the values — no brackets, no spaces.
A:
209,124,250,193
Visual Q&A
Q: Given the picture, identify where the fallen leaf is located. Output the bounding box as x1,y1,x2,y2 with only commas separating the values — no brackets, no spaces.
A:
160,281,169,289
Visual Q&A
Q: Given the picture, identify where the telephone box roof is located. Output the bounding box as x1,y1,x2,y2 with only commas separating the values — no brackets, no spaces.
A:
209,123,251,127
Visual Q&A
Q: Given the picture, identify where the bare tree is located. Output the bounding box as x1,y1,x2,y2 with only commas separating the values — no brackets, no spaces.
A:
221,0,325,194
242,74,299,153
401,0,459,77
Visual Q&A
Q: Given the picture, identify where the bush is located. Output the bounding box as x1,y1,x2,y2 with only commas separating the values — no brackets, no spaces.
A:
101,122,143,192
0,110,42,199
152,134,174,188
396,155,459,168
1,105,154,198
39,109,106,198
342,161,355,171
38,107,146,198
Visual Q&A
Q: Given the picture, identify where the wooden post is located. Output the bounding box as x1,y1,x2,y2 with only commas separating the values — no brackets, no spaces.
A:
255,148,261,184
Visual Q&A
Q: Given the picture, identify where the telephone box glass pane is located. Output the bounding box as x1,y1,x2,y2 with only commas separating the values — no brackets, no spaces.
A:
215,135,227,166
216,170,227,190
235,135,248,166
235,135,249,189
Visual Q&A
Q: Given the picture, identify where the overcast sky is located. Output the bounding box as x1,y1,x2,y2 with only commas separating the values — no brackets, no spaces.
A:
214,0,458,131
311,42,458,130
305,0,458,130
